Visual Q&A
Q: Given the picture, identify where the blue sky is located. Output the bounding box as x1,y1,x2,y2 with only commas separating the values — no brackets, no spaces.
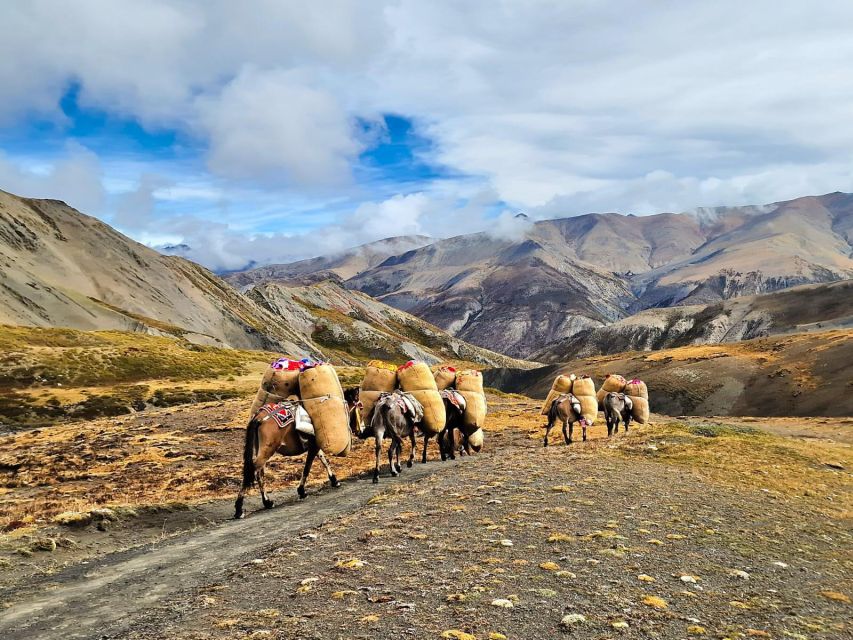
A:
1,2,852,271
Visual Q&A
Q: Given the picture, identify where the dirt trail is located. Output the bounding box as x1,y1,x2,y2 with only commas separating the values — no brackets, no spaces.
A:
0,461,448,640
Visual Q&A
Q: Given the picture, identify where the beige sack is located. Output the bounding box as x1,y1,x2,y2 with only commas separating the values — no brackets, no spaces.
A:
624,379,649,399
601,374,627,394
456,369,484,394
578,395,598,425
629,395,650,423
433,365,457,391
459,390,487,430
595,387,608,410
572,376,596,398
540,374,575,415
260,366,301,397
299,364,351,456
467,428,484,452
360,390,384,423
408,389,446,434
362,360,398,392
249,389,290,417
397,361,438,391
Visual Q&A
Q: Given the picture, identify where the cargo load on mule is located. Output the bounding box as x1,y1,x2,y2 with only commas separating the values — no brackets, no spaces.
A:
540,374,574,415
624,378,650,424
455,369,487,432
596,373,627,409
249,357,303,416
433,365,457,391
397,360,446,434
571,375,598,425
359,359,398,422
299,363,352,456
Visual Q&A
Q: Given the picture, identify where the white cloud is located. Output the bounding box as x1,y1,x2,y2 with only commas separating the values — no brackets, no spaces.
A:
2,1,853,268
0,143,105,212
195,68,363,186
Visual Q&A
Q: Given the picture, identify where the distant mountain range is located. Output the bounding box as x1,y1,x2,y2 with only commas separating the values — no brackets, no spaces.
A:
229,193,853,358
0,189,523,367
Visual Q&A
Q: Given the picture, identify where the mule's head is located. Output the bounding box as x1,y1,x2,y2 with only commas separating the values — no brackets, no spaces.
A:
343,386,365,437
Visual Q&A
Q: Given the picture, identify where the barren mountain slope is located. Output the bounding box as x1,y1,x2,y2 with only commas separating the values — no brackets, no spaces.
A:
247,279,532,367
632,193,853,308
348,232,634,358
534,279,853,360
224,234,433,288
0,190,317,353
254,192,853,358
486,329,853,417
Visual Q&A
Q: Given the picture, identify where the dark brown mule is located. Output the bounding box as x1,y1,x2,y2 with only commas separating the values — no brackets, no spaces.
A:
544,393,586,447
438,390,467,460
603,392,632,436
234,387,363,519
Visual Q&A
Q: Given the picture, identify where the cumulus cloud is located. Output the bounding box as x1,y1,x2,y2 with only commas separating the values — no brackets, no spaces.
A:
2,1,853,269
196,68,363,186
0,143,105,212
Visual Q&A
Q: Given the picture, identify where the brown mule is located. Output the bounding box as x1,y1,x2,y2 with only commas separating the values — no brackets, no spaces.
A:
234,387,363,519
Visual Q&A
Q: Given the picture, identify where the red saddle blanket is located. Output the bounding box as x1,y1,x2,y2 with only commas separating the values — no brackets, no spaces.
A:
259,402,296,429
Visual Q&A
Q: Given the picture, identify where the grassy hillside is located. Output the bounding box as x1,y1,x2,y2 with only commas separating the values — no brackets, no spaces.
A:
485,329,853,417
0,326,285,428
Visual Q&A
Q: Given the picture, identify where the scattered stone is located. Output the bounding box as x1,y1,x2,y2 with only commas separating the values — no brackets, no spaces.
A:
491,599,514,608
560,613,586,627
820,590,850,603
611,621,630,631
638,574,656,583
687,625,706,635
772,561,788,568
539,561,560,571
335,558,365,570
641,595,668,609
442,631,475,640
729,569,750,580
680,575,698,583
489,633,507,640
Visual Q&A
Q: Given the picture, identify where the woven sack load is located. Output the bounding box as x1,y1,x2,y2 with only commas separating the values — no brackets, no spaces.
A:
362,360,398,392
571,375,598,425
299,364,351,456
433,365,457,391
540,374,575,415
624,379,648,399
467,428,484,452
630,396,650,423
398,361,446,434
459,390,487,431
263,366,301,398
601,374,627,393
359,390,384,423
249,389,290,417
456,369,485,394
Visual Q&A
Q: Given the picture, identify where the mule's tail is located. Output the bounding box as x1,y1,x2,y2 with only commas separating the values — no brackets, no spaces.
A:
546,397,559,426
241,416,261,488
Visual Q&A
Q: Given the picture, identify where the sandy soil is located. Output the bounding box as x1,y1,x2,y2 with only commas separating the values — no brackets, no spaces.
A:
0,396,850,639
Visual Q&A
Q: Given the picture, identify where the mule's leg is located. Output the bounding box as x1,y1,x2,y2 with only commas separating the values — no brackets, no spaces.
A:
562,418,570,444
408,431,417,467
316,449,340,487
257,466,274,509
623,411,631,433
373,428,384,483
438,427,448,461
297,445,318,499
544,420,553,447
582,419,587,442
421,433,430,464
567,420,574,444
388,440,399,477
394,438,403,474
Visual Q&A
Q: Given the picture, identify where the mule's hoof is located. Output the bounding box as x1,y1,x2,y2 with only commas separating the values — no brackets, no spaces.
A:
297,487,307,499
234,511,245,520
407,460,413,468
372,476,379,484
263,499,275,509
330,476,341,488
